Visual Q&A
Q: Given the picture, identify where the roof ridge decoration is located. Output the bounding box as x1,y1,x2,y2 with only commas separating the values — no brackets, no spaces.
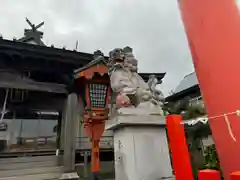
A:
18,18,45,46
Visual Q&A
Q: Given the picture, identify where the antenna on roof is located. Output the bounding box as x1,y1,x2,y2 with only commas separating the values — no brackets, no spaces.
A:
169,90,174,95
75,40,78,51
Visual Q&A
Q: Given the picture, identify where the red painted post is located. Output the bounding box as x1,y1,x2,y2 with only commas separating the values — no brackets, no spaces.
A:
231,171,240,180
198,170,221,180
166,115,194,180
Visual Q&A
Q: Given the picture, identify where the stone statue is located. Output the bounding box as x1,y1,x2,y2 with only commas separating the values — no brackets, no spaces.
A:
106,48,173,180
147,75,165,106
108,47,164,115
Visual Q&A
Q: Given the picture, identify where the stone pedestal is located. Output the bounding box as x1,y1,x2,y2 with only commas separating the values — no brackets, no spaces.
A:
106,106,174,180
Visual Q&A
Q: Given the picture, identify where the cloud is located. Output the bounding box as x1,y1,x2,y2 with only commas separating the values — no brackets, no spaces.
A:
0,0,194,96
236,0,240,7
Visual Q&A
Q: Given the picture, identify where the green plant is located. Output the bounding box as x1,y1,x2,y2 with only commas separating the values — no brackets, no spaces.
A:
163,97,190,114
201,145,221,170
163,98,206,120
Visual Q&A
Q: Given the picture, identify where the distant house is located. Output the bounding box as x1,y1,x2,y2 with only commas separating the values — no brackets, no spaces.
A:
165,72,214,152
165,72,208,126
165,72,203,107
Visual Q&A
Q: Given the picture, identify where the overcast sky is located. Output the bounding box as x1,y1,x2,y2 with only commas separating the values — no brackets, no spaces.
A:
0,0,194,96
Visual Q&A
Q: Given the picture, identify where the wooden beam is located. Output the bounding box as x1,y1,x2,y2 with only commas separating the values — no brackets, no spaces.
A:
0,69,67,94
0,80,67,94
63,93,79,173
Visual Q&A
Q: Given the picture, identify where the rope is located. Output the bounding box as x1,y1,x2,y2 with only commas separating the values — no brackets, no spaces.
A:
184,109,240,142
224,114,236,142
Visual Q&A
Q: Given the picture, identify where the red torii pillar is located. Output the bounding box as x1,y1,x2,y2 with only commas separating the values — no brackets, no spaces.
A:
178,0,240,179
166,115,194,180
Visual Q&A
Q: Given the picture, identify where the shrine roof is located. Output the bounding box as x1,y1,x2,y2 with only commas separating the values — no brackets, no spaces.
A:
74,59,166,82
74,52,166,81
0,38,166,83
74,55,107,75
139,72,166,82
0,38,93,65
18,36,45,46
174,72,198,94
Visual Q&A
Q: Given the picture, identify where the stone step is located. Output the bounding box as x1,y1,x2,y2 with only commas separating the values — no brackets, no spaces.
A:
0,172,61,180
0,160,57,170
0,166,63,178
0,155,58,164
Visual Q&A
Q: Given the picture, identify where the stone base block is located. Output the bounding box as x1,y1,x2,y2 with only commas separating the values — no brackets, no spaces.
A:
59,172,79,180
106,114,174,180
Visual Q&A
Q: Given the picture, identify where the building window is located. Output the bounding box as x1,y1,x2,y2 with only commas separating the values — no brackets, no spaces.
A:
189,96,204,107
10,89,27,102
88,83,108,108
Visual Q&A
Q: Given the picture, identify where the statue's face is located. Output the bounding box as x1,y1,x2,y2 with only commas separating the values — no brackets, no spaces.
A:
110,48,124,61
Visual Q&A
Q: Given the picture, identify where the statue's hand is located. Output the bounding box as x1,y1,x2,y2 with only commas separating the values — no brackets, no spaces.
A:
116,93,132,108
136,89,152,101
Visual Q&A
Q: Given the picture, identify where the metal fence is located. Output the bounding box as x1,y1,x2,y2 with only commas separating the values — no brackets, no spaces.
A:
75,136,113,150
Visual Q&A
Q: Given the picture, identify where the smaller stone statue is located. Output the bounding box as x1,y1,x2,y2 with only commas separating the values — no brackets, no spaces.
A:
147,75,165,106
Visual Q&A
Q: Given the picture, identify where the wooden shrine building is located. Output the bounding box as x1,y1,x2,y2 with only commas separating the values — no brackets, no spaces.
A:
0,19,166,170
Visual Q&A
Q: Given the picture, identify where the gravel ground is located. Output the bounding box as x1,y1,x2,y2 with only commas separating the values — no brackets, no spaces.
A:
75,161,115,180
